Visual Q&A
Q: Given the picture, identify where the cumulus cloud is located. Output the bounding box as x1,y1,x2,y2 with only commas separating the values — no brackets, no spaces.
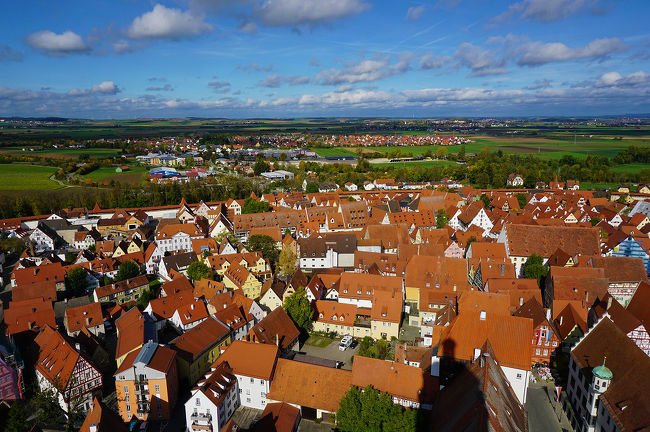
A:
238,62,273,72
406,5,425,20
493,0,603,23
26,30,90,55
0,44,23,62
254,0,370,27
517,37,625,66
420,53,451,70
260,74,310,87
238,21,259,33
68,81,120,96
595,71,649,87
146,84,174,92
315,53,413,85
525,79,552,90
127,4,213,40
208,81,231,93
454,43,507,77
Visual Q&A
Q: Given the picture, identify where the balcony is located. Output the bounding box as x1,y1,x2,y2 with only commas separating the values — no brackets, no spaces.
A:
191,413,212,423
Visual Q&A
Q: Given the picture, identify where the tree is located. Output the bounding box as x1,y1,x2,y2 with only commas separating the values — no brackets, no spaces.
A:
253,159,270,176
305,181,319,193
241,197,271,214
5,401,30,432
187,260,214,281
283,287,313,332
435,209,450,228
185,155,195,167
464,236,477,254
277,244,297,279
436,146,448,159
590,217,601,226
480,193,491,208
66,267,89,297
337,386,417,432
115,259,140,281
522,254,549,287
358,336,390,359
515,193,528,209
137,287,155,310
246,234,279,263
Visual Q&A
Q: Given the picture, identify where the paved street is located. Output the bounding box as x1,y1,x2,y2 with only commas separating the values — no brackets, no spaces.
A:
299,339,360,370
298,419,334,432
526,384,572,432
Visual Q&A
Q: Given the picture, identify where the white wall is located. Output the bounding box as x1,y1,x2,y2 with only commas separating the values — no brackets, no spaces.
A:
236,373,269,410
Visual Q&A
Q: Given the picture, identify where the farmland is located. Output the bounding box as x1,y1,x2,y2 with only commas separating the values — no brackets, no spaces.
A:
0,147,121,160
80,165,150,184
0,164,62,190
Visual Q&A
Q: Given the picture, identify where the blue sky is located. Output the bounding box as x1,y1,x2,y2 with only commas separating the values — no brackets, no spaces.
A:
1,0,649,118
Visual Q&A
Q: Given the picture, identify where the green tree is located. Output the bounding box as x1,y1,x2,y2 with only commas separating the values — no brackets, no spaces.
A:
522,254,549,287
115,259,140,281
241,197,271,214
5,401,30,432
277,244,297,279
464,236,477,254
337,386,417,432
480,193,491,208
187,260,214,281
305,181,319,193
185,155,195,167
590,217,601,226
66,267,89,297
253,159,270,176
137,287,155,310
435,209,450,228
515,193,528,209
246,234,280,263
283,287,313,331
436,146,448,159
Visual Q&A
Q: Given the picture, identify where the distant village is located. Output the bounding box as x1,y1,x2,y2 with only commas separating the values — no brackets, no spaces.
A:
1,162,650,431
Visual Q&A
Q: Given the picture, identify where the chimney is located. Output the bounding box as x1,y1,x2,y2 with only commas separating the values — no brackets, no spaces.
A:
546,308,551,321
276,333,280,347
89,424,98,432
607,297,612,310
519,297,524,306
75,343,81,351
479,310,486,321
560,316,564,326
585,291,589,304
85,317,91,326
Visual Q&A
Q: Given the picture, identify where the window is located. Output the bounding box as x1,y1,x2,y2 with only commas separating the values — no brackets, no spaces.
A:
125,395,130,402
124,385,129,393
196,398,201,406
155,384,160,393
126,404,131,412
535,349,541,355
516,373,522,379
250,378,254,383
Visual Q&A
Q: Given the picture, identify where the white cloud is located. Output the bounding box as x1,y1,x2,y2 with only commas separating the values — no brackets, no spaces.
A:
595,71,649,87
454,43,507,76
255,0,370,27
127,4,213,40
315,54,412,85
208,81,232,93
420,53,451,70
68,81,120,96
518,37,625,66
406,5,425,20
260,74,310,87
26,30,90,55
494,0,602,23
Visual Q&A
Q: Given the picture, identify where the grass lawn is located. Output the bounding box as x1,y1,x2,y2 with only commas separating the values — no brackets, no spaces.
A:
580,182,620,190
0,147,120,160
309,147,358,157
304,334,334,348
610,163,650,173
81,165,149,184
0,164,62,190
372,159,457,168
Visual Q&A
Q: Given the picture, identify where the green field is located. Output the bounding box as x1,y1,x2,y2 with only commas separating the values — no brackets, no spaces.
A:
304,334,333,348
0,164,62,190
371,159,458,168
610,163,650,173
0,147,121,160
81,165,149,184
312,135,650,161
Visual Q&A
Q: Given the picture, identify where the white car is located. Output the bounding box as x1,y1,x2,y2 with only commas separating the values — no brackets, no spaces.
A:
339,335,353,351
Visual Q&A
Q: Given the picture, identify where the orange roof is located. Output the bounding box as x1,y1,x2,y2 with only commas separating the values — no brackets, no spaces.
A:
174,300,209,325
371,288,403,323
147,292,194,320
405,255,469,290
79,397,128,432
314,300,357,327
11,280,57,302
439,311,533,370
194,278,226,299
4,298,56,335
115,308,148,360
267,358,352,413
95,274,148,299
338,272,402,301
217,340,279,380
249,226,283,242
65,302,104,333
171,317,230,362
12,262,68,286
34,326,81,390
457,291,511,316
248,308,300,351
155,222,203,240
351,356,437,405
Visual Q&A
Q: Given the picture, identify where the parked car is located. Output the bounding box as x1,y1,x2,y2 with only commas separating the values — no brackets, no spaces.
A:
339,335,353,351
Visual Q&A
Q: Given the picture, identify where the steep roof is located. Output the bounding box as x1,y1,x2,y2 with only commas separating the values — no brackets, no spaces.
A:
439,311,533,370
503,224,600,257
34,326,82,390
248,307,300,350
351,356,437,405
79,397,128,432
267,358,352,413
457,291,511,316
626,281,650,328
217,340,279,380
65,302,104,333
171,317,230,362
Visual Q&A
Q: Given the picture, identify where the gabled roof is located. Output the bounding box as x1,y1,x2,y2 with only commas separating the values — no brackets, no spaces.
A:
351,356,437,405
248,307,300,350
79,397,128,432
217,340,279,380
65,302,104,333
267,358,352,413
34,326,82,390
503,224,600,257
626,281,650,328
171,317,230,362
